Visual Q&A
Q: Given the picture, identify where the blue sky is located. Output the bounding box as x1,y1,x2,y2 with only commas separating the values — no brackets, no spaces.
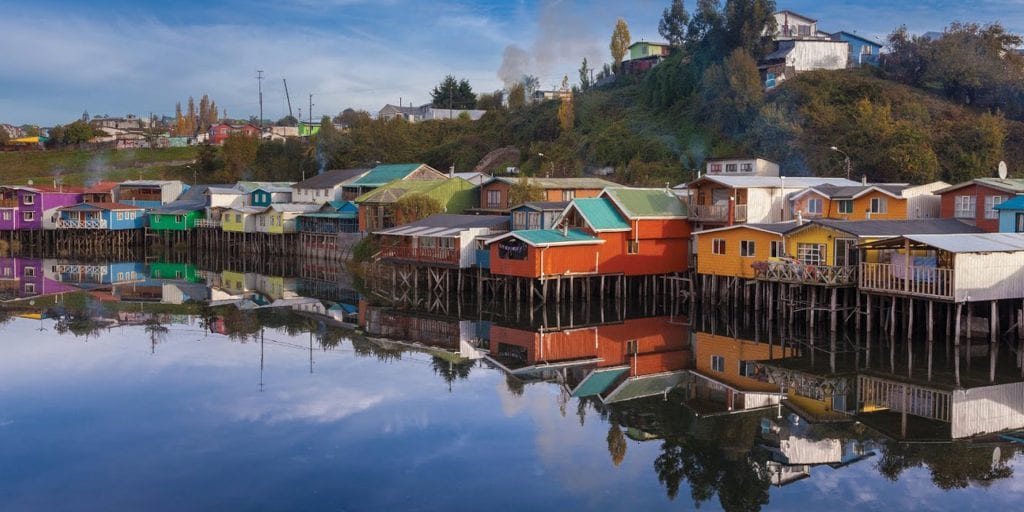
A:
1,0,1022,126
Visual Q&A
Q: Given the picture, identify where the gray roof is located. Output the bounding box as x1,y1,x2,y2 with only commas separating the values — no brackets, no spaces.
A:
151,200,206,214
118,180,182,187
799,183,908,199
936,178,1024,195
375,214,509,236
603,371,690,404
687,176,861,189
904,233,1024,253
488,176,619,189
694,222,798,236
266,203,321,213
518,201,570,211
806,219,982,237
176,185,210,202
293,168,370,189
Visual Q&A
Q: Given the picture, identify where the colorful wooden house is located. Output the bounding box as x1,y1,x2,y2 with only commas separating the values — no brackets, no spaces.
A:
297,201,360,235
220,206,267,233
355,178,478,232
486,188,690,279
693,223,793,279
247,183,293,207
476,176,617,212
291,168,369,203
254,203,321,234
937,178,1024,232
341,163,447,201
511,201,569,230
115,180,186,208
0,185,82,231
995,195,1024,233
81,181,118,203
147,185,208,232
376,214,509,268
788,181,950,221
56,203,146,230
209,122,260,145
686,331,791,415
0,257,77,300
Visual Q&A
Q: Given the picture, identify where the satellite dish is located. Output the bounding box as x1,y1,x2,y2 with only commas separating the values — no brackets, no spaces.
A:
998,161,1008,180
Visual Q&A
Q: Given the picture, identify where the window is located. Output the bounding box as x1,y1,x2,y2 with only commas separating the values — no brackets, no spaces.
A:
739,361,755,377
985,195,1005,220
513,211,526,228
798,25,811,36
709,163,722,173
1,211,9,220
797,243,826,265
835,239,858,266
740,163,753,173
487,190,502,208
23,266,35,277
955,195,976,218
770,240,783,258
626,339,638,355
175,271,183,279
561,190,575,201
235,214,241,223
837,200,853,214
175,215,184,223
712,238,726,255
711,355,725,372
870,197,888,214
628,240,639,254
2,267,9,277
740,240,755,257
116,212,124,221
24,283,35,294
22,211,34,222
22,194,34,205
861,45,873,55
528,212,541,230
1017,213,1024,233
806,198,823,214
725,163,738,173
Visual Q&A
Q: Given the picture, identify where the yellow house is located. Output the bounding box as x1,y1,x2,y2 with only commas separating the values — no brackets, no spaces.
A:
221,206,266,233
783,219,983,266
694,223,794,278
687,332,793,415
255,204,320,234
789,184,910,221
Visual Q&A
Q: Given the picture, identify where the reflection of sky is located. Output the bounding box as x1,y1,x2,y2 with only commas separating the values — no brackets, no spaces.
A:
2,317,1024,511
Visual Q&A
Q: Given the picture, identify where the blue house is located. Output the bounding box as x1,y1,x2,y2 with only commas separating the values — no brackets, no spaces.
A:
830,31,882,67
511,201,569,230
56,203,148,230
249,184,293,207
297,200,360,234
995,195,1024,233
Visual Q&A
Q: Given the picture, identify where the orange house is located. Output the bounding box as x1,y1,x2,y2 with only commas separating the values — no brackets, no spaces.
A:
486,188,690,278
686,331,796,414
694,223,794,279
476,176,617,212
789,184,910,221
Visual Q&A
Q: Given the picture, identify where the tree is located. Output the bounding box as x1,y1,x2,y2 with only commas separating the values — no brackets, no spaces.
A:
81,110,90,122
430,75,477,110
578,58,592,90
659,0,690,48
0,127,8,146
508,82,526,110
221,133,258,182
610,18,632,73
722,0,776,58
698,48,763,136
394,193,443,224
508,175,545,206
522,74,540,98
607,421,627,466
276,115,298,126
557,75,574,132
477,91,505,111
186,96,197,135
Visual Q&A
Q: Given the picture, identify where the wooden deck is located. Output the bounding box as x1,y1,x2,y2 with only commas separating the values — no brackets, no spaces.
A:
754,261,856,287
859,262,954,300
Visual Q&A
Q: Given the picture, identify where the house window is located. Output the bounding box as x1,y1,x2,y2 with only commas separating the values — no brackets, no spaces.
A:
235,214,242,223
709,163,722,173
24,283,35,294
740,163,753,173
712,238,726,255
711,355,725,372
770,240,783,258
628,240,639,254
861,45,873,55
806,198,823,214
725,164,738,173
24,266,36,277
1,211,9,220
1017,213,1024,233
116,212,124,221
985,195,1005,220
740,240,756,257
175,215,184,223
22,194,34,205
22,211,35,222
487,190,502,208
955,195,976,218
870,197,888,214
626,339,638,355
838,200,853,214
797,243,826,265
2,267,9,276
528,212,541,230
513,211,526,228
739,361,755,377
562,190,575,201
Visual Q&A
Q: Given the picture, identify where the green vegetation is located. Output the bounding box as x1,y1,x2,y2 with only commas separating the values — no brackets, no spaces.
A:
0,146,199,185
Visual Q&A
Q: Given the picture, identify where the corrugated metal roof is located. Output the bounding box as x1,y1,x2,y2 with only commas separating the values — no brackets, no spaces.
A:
349,163,429,186
489,176,618,189
694,222,797,236
603,371,689,403
299,212,357,219
488,228,602,247
793,183,908,200
375,214,509,235
995,195,1024,210
601,187,687,218
937,178,1024,195
572,198,630,231
518,201,570,211
805,219,982,237
151,200,206,214
61,202,144,211
904,233,1024,253
293,168,369,189
689,176,861,188
266,203,321,213
571,367,629,397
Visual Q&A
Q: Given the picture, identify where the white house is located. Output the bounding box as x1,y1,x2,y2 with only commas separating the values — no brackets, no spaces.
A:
291,168,369,203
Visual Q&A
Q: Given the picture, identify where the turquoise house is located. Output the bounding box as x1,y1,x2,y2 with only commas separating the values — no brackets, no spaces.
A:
57,203,147,230
995,195,1024,233
830,31,882,67
250,185,293,207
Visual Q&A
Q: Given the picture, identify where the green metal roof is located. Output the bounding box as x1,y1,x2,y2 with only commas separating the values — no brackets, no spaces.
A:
300,212,357,219
603,371,690,403
507,228,602,246
602,187,688,218
349,163,427,187
572,198,630,231
572,367,629,397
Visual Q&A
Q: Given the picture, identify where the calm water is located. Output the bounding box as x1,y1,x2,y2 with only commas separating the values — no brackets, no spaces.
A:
2,258,1024,511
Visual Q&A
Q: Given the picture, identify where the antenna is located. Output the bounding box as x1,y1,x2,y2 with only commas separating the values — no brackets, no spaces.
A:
256,70,264,128
283,78,293,118
998,161,1008,180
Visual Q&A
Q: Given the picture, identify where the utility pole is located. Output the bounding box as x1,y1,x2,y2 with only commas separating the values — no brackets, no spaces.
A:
308,94,314,134
256,70,264,128
283,78,293,118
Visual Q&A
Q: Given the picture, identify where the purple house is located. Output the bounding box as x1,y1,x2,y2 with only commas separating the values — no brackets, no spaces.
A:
0,185,83,231
0,258,78,300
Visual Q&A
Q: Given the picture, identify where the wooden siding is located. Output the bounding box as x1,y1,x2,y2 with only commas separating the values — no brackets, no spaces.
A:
694,332,789,392
939,183,1010,232
951,382,1024,438
695,227,782,278
953,252,1024,302
792,190,908,221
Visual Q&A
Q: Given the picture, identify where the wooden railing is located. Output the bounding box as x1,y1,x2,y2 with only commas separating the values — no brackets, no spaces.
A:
0,199,19,208
688,203,747,222
754,261,857,286
858,375,952,423
859,262,954,299
57,219,108,229
379,245,459,265
194,219,220,228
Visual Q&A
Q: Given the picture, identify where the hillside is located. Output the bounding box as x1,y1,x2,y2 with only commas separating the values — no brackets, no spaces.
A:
0,146,198,186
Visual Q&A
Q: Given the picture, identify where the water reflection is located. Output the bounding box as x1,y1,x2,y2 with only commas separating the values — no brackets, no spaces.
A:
3,257,1024,510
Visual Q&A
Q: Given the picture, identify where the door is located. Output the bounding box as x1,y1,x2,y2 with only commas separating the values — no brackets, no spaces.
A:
834,238,858,266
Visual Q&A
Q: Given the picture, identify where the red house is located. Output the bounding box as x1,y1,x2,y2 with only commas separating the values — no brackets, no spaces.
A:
937,178,1024,232
485,187,690,278
209,123,261,145
476,176,617,212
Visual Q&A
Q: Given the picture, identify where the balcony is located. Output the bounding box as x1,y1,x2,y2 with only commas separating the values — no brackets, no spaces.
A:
753,260,857,286
689,203,747,223
57,219,108,229
379,245,459,266
0,199,19,208
859,262,954,300
193,219,220,228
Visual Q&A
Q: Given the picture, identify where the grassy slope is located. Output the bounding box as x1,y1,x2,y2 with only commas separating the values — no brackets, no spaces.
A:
0,146,198,186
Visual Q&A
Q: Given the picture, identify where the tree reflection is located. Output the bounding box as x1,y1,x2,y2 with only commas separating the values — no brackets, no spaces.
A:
876,441,1015,489
607,420,627,466
430,355,473,390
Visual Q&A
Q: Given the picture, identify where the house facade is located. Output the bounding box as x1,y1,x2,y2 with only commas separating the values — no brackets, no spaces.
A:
938,178,1024,232
355,177,477,233
477,177,617,212
0,185,82,231
376,214,510,268
209,123,260,145
511,201,568,230
788,184,910,221
56,203,147,230
291,168,368,203
115,180,186,208
831,31,882,66
685,174,860,229
995,195,1024,233
760,39,849,89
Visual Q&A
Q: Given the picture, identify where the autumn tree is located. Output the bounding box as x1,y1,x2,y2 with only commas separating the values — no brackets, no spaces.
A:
607,421,627,466
610,18,631,73
507,82,526,110
508,175,545,206
722,0,776,58
186,96,197,135
477,90,505,111
0,127,8,146
557,75,574,132
394,194,443,224
659,0,689,48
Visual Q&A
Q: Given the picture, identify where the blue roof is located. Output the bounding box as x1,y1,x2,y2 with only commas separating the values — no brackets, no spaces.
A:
571,198,630,231
833,31,883,47
572,368,629,397
499,228,602,247
995,195,1024,210
327,200,358,212
349,163,430,187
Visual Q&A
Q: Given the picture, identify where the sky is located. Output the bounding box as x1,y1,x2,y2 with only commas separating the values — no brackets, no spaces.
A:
1,0,1022,126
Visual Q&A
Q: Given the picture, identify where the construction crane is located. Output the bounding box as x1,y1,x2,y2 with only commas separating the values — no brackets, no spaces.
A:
283,78,294,118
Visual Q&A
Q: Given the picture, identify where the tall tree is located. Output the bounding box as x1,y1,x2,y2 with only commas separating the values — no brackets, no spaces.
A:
610,18,632,73
722,0,776,58
507,82,526,110
186,96,197,136
698,48,763,136
557,75,574,132
174,102,185,136
430,75,477,109
659,0,690,48
578,58,592,90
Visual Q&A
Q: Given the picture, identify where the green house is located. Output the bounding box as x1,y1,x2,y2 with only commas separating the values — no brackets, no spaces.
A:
355,178,479,232
149,262,201,283
149,208,204,231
